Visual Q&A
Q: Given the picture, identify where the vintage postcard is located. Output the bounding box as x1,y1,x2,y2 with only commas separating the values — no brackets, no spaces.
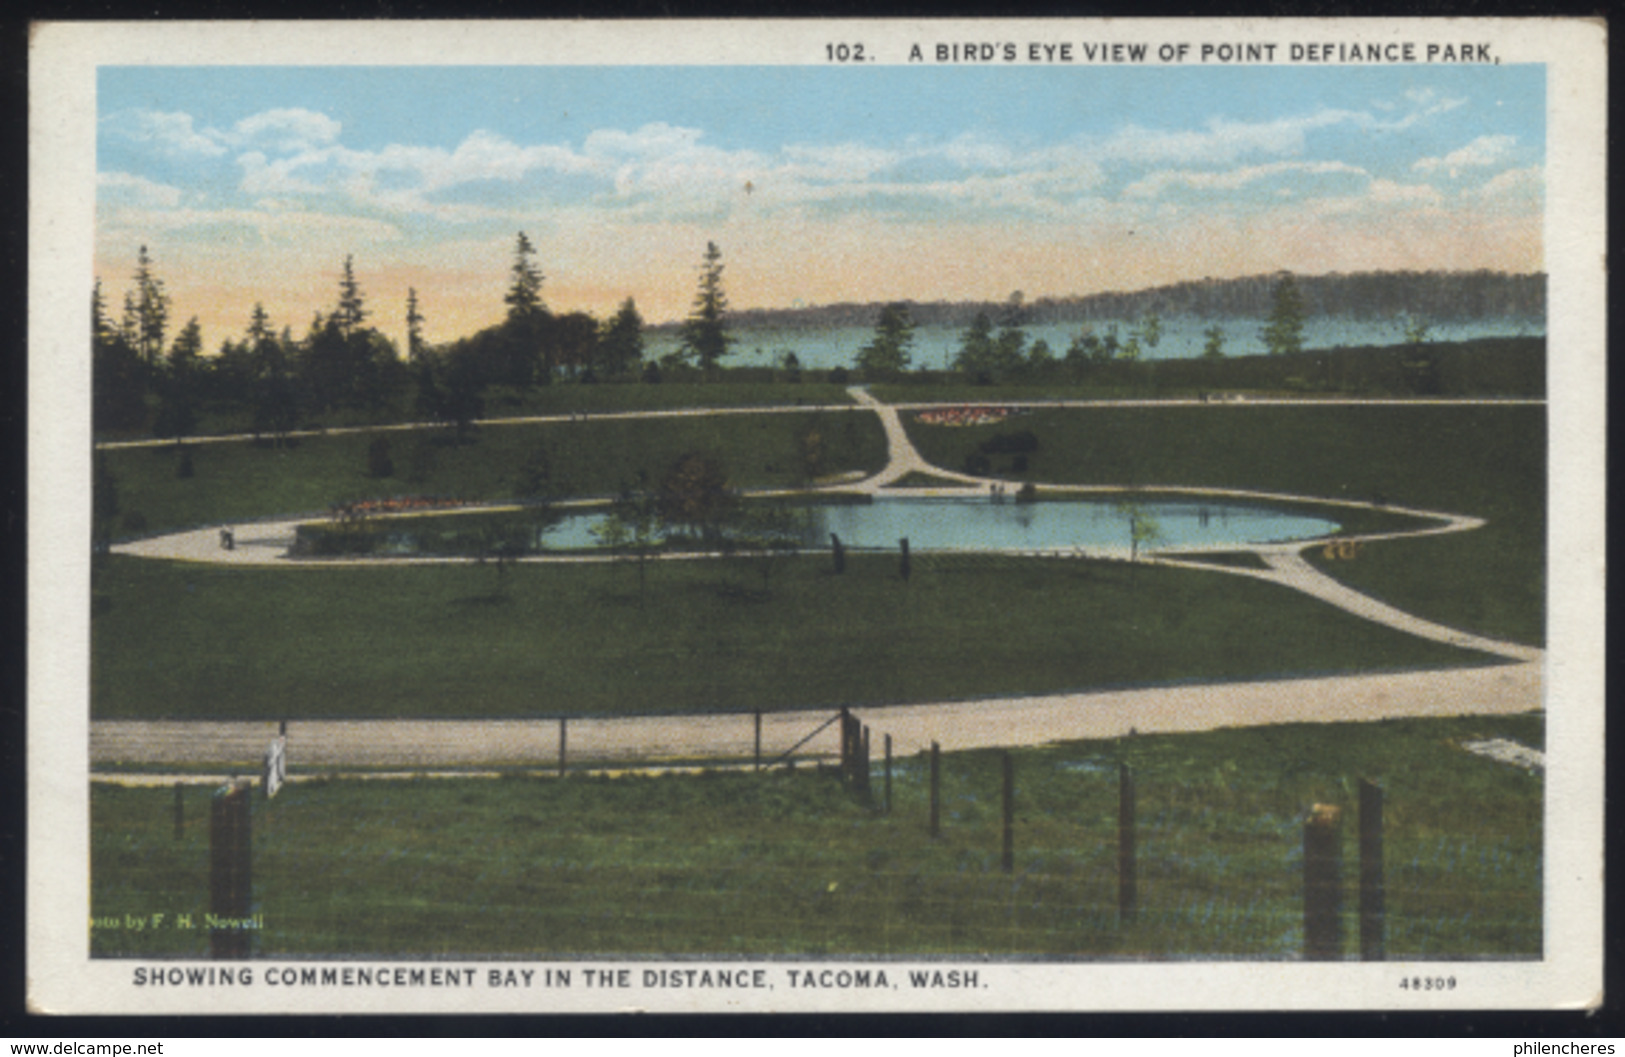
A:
28,19,1605,1014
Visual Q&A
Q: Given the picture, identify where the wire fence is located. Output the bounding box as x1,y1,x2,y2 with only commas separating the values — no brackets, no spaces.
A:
89,713,1542,962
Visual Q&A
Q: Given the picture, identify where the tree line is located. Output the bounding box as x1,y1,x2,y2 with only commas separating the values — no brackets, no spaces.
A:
854,275,1309,384
92,236,735,439
719,269,1545,332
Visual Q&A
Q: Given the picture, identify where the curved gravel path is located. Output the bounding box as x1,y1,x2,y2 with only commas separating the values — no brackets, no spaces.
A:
91,660,1540,777
97,392,1542,776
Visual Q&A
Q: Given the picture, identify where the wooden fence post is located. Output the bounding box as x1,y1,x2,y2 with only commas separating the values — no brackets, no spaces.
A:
1001,752,1015,874
173,783,184,841
859,725,871,796
1303,803,1344,961
1359,780,1385,962
754,711,762,772
209,782,252,959
845,702,858,777
884,734,893,814
899,537,911,581
1118,762,1137,924
558,717,567,778
929,741,941,839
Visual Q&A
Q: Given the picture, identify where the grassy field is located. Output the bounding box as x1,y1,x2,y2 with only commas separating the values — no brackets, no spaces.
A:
91,552,1490,720
107,381,861,445
90,713,1542,959
904,404,1545,646
102,408,886,538
868,337,1545,403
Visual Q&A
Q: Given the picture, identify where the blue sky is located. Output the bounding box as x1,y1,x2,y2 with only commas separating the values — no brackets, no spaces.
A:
96,63,1546,349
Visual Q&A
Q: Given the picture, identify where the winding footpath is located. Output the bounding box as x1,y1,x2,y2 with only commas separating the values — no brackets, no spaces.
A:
96,391,1542,776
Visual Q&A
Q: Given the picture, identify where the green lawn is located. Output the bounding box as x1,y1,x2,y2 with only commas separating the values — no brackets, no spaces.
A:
90,713,1542,959
92,552,1492,721
903,404,1545,646
103,408,886,537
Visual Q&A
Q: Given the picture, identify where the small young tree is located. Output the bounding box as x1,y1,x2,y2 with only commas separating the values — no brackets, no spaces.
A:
1262,272,1306,356
367,437,394,478
1201,325,1227,360
1398,312,1439,395
855,302,915,379
657,451,735,545
735,500,807,594
1116,498,1162,563
592,488,662,606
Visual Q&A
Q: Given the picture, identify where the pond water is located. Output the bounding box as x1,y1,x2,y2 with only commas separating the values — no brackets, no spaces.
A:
536,496,1339,555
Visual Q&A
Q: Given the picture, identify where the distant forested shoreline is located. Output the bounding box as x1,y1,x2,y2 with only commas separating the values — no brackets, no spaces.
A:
663,270,1545,333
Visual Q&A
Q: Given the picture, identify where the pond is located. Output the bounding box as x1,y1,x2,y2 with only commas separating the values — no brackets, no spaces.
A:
542,495,1340,555
304,495,1342,558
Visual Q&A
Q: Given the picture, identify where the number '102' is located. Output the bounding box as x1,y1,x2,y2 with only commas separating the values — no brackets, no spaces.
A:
826,43,866,61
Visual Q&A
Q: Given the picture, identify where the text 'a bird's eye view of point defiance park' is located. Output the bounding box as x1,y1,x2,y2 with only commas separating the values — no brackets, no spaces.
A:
31,18,1607,1016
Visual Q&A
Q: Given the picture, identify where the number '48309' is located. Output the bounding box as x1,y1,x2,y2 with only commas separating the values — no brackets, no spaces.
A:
1399,976,1457,991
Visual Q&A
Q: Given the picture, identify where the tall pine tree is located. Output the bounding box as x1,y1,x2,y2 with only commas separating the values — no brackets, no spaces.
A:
132,245,170,366
681,242,731,372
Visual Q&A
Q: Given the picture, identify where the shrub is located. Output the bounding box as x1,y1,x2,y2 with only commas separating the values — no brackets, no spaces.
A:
367,437,394,478
979,430,1039,455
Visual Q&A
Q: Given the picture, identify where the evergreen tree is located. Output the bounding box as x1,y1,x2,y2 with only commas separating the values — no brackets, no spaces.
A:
991,291,1027,375
153,317,203,441
598,298,645,377
246,310,298,442
1201,325,1227,359
496,233,548,388
132,245,170,366
248,302,274,345
505,232,545,321
953,311,996,380
91,280,111,345
119,291,140,347
855,302,915,378
1262,272,1306,356
92,279,147,433
681,242,731,371
406,288,426,364
334,255,367,335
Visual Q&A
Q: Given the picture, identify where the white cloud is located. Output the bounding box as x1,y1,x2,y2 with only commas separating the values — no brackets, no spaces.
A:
1099,110,1359,166
111,109,227,157
237,150,330,197
1414,135,1518,177
227,108,343,154
1305,177,1444,216
1123,160,1366,199
1469,165,1543,201
97,170,184,208
101,204,402,246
